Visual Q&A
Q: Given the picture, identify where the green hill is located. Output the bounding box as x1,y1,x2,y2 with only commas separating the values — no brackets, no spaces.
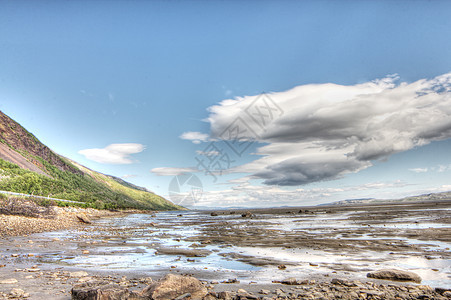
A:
0,110,183,211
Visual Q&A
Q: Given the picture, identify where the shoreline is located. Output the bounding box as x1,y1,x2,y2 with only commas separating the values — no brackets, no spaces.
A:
0,205,134,237
1,202,450,299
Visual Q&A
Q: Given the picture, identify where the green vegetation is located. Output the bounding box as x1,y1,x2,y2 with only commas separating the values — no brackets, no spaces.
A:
0,158,182,211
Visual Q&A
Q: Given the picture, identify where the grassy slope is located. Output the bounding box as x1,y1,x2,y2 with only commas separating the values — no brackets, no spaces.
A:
0,110,182,211
0,157,183,210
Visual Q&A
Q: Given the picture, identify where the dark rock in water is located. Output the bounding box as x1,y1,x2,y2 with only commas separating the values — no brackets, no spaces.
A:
210,212,218,216
367,269,422,283
156,246,211,257
241,211,254,218
141,274,207,300
221,278,239,284
76,214,91,224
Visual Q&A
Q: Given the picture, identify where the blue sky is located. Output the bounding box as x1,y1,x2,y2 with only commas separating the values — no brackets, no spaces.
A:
1,1,450,208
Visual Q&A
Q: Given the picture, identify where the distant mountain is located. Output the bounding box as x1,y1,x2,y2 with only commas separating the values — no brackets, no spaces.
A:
0,110,182,210
324,191,451,206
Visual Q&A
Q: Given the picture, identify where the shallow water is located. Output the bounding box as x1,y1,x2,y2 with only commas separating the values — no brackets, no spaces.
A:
35,207,451,288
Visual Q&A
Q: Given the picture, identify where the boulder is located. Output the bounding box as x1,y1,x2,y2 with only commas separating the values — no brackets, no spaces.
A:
141,274,207,300
71,282,142,300
367,269,422,283
77,214,92,224
241,211,254,218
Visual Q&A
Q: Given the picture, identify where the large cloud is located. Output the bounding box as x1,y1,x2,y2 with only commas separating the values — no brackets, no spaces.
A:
206,73,451,186
78,143,145,164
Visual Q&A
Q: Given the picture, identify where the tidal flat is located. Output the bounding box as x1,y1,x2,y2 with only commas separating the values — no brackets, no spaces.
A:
0,201,450,299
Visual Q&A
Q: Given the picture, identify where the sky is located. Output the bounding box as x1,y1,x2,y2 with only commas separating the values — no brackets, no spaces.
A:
0,0,450,208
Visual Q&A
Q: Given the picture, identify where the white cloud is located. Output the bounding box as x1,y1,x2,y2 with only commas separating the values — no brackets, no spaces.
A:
188,180,409,208
151,167,198,176
78,143,145,164
205,73,451,186
409,168,428,173
180,131,209,144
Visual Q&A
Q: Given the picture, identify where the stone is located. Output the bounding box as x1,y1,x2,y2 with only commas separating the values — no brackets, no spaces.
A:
281,277,300,285
443,291,451,297
71,282,136,300
26,268,40,272
241,211,254,218
78,277,92,283
174,293,191,299
210,212,218,216
9,288,28,298
367,269,422,283
259,289,271,295
217,291,235,300
140,274,207,300
70,271,89,278
77,214,92,224
0,278,18,284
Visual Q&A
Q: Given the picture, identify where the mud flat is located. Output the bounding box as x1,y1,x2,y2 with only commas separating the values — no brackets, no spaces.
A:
0,201,450,298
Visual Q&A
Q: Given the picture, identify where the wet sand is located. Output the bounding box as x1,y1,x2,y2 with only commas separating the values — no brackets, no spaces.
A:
0,201,450,299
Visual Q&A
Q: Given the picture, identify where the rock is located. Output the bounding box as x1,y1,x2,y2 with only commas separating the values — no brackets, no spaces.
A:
71,282,136,300
210,212,218,216
278,264,287,270
174,293,191,299
241,211,254,218
77,214,91,224
82,250,90,254
26,268,40,272
259,289,271,295
221,278,239,284
281,277,300,285
141,274,207,300
9,288,29,298
443,291,451,297
0,278,18,284
331,278,357,287
156,246,211,257
70,271,89,278
367,269,422,283
217,291,235,300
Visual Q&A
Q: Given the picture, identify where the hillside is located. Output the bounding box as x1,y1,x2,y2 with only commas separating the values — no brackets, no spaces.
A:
0,110,182,211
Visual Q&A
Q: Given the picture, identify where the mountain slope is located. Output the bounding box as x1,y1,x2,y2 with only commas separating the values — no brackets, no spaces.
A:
0,110,182,210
